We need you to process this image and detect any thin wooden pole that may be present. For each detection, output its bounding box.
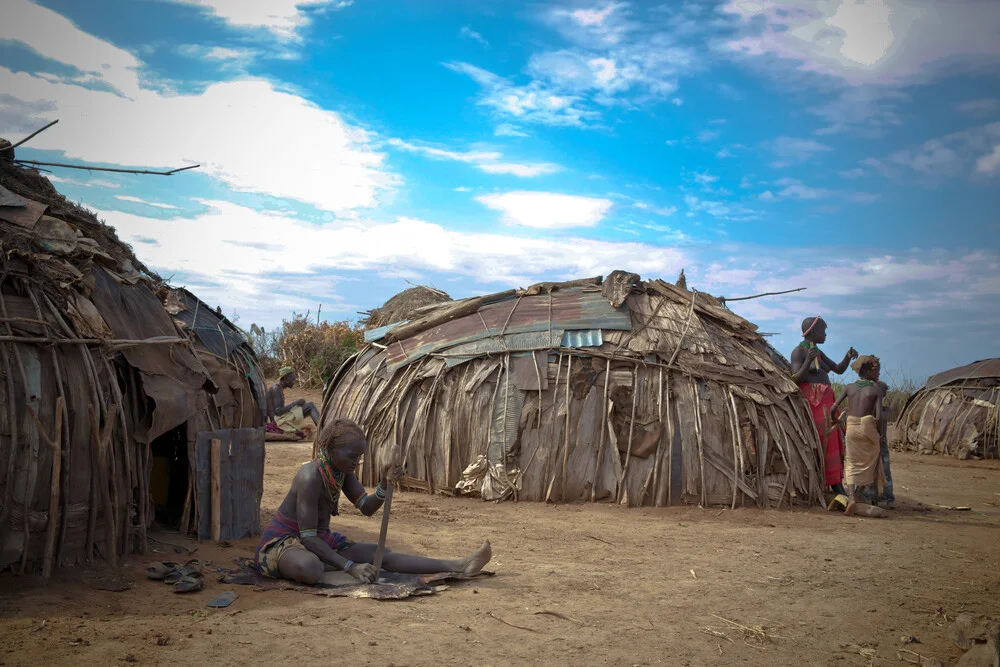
[210,438,222,542]
[88,404,118,567]
[26,397,63,578]
[590,358,611,502]
[562,355,571,501]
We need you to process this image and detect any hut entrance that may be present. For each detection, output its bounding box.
[150,425,189,529]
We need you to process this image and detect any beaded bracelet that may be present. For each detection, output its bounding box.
[343,559,355,572]
[374,483,386,500]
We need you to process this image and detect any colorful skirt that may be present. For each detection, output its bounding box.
[799,382,844,486]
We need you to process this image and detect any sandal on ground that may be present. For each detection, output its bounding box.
[173,574,204,593]
[163,559,203,584]
[146,561,180,580]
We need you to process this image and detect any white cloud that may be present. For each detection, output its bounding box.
[162,0,353,39]
[495,124,529,138]
[632,201,677,217]
[446,3,702,128]
[114,195,181,209]
[387,137,559,178]
[693,171,719,186]
[720,0,1000,85]
[454,186,472,193]
[766,136,832,166]
[0,66,395,213]
[476,191,613,229]
[1,0,141,98]
[478,163,561,177]
[460,26,489,48]
[684,194,757,221]
[809,87,908,136]
[957,98,1000,118]
[696,129,720,142]
[387,138,500,164]
[445,61,600,128]
[888,122,1000,179]
[839,167,866,179]
[977,145,1000,176]
[47,175,121,189]
[96,199,685,317]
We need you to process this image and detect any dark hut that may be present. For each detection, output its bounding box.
[891,359,999,460]
[320,273,826,510]
[0,158,266,576]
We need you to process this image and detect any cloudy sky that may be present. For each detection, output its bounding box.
[2,0,998,383]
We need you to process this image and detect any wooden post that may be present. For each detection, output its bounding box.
[27,397,63,578]
[211,438,222,542]
[371,483,393,580]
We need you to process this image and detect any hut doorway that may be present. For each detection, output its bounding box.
[150,425,189,529]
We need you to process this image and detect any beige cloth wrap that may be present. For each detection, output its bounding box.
[274,405,314,433]
[844,415,884,490]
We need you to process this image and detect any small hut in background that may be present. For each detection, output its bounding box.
[891,359,999,460]
[0,156,266,576]
[320,272,826,510]
[360,285,452,330]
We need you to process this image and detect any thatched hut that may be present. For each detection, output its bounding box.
[0,157,266,576]
[360,285,452,330]
[891,359,999,460]
[320,272,826,509]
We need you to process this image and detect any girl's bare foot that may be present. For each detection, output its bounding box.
[844,499,857,515]
[459,541,492,575]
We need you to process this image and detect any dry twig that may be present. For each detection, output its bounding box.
[487,611,541,633]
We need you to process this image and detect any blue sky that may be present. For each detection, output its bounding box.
[2,0,999,383]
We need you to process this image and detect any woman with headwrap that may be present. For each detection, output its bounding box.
[790,316,858,495]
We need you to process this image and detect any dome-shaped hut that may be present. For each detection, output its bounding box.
[0,156,266,576]
[320,272,825,509]
[890,359,999,460]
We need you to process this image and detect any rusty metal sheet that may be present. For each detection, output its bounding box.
[924,358,1000,390]
[386,288,631,370]
[510,352,548,391]
[0,196,47,229]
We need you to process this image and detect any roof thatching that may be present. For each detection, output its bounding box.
[0,156,265,575]
[320,272,825,510]
[360,285,452,329]
[890,359,999,460]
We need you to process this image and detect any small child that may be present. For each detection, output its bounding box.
[834,355,887,516]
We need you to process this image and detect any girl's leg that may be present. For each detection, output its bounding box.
[340,540,491,575]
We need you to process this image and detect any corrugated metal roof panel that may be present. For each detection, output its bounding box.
[386,287,631,370]
[560,329,603,348]
[364,320,407,343]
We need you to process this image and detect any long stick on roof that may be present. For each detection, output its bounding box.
[9,159,200,176]
[719,287,806,303]
[7,119,60,150]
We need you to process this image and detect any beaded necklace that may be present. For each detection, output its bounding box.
[316,446,346,508]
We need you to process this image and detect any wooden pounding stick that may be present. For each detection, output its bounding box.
[371,483,394,581]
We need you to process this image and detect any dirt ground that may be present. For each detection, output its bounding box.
[2,386,999,666]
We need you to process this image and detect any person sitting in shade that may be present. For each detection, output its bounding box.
[835,355,888,516]
[254,418,492,584]
[266,367,320,439]
[790,316,858,496]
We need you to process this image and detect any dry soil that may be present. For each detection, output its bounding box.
[1,391,998,667]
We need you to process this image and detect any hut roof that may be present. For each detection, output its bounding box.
[924,358,1000,390]
[364,272,795,392]
[892,359,999,460]
[0,158,264,439]
[325,271,823,509]
[361,285,452,329]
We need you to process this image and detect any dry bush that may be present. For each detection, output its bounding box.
[248,313,365,388]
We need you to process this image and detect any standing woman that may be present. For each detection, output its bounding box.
[791,316,858,495]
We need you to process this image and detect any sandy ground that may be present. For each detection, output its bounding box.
[2,389,999,666]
